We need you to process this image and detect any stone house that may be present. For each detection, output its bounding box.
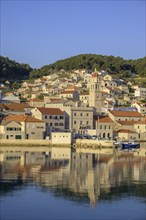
[79,92,89,107]
[0,115,46,140]
[95,116,114,139]
[70,107,94,133]
[28,98,45,107]
[134,87,146,99]
[134,117,146,140]
[60,90,79,101]
[132,102,146,116]
[31,107,65,135]
[0,102,34,116]
[114,129,138,141]
[108,110,143,122]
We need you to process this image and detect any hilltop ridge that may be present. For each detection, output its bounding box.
[0,54,146,86]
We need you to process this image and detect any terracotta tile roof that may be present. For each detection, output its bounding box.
[49,98,62,101]
[65,85,80,91]
[80,92,89,95]
[3,103,33,111]
[137,102,146,107]
[97,116,113,123]
[134,118,146,125]
[92,72,99,78]
[115,129,136,134]
[117,121,136,125]
[29,98,44,102]
[108,110,142,117]
[105,100,114,103]
[37,107,64,115]
[61,90,75,94]
[102,92,109,95]
[4,115,45,123]
[0,104,9,109]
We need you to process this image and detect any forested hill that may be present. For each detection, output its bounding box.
[0,54,146,84]
[0,56,32,82]
[29,54,146,80]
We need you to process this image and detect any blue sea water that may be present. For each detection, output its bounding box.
[0,146,146,220]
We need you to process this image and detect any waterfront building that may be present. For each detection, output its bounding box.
[108,110,143,121]
[95,116,114,139]
[31,107,65,135]
[0,114,46,140]
[51,132,72,145]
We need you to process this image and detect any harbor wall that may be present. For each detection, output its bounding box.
[0,139,51,146]
[75,139,114,148]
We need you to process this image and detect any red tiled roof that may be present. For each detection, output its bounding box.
[115,129,136,134]
[136,102,146,107]
[29,98,44,102]
[4,115,45,123]
[0,104,9,109]
[3,103,33,111]
[80,92,89,95]
[134,118,146,125]
[37,107,64,115]
[92,72,99,78]
[108,110,142,117]
[97,116,113,123]
[61,90,75,94]
[65,85,80,91]
[117,121,136,125]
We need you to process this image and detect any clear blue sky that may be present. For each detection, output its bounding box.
[1,0,145,68]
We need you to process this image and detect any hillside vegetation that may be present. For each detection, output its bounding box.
[0,54,145,86]
[0,56,32,82]
[29,54,146,83]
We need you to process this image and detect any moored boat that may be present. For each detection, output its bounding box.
[121,141,140,150]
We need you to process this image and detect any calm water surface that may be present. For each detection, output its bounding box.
[0,146,146,220]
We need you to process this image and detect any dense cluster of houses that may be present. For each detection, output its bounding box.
[0,69,146,142]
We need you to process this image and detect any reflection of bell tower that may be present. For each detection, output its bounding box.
[89,72,103,112]
[87,170,97,208]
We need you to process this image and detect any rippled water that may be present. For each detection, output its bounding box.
[0,146,146,220]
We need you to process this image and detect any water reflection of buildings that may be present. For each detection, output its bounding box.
[0,147,146,207]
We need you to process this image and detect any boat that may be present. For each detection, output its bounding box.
[121,141,140,150]
[114,140,122,149]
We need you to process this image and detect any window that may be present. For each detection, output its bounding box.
[74,121,76,125]
[86,121,89,125]
[60,123,63,126]
[50,123,52,126]
[74,112,76,116]
[80,121,82,125]
[86,113,89,117]
[15,135,22,139]
[80,113,82,116]
[45,115,47,119]
[100,125,102,129]
[54,123,58,126]
[49,116,52,119]
[54,116,58,120]
[60,116,64,119]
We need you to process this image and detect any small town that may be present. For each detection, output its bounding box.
[1,1,146,219]
[0,68,146,147]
